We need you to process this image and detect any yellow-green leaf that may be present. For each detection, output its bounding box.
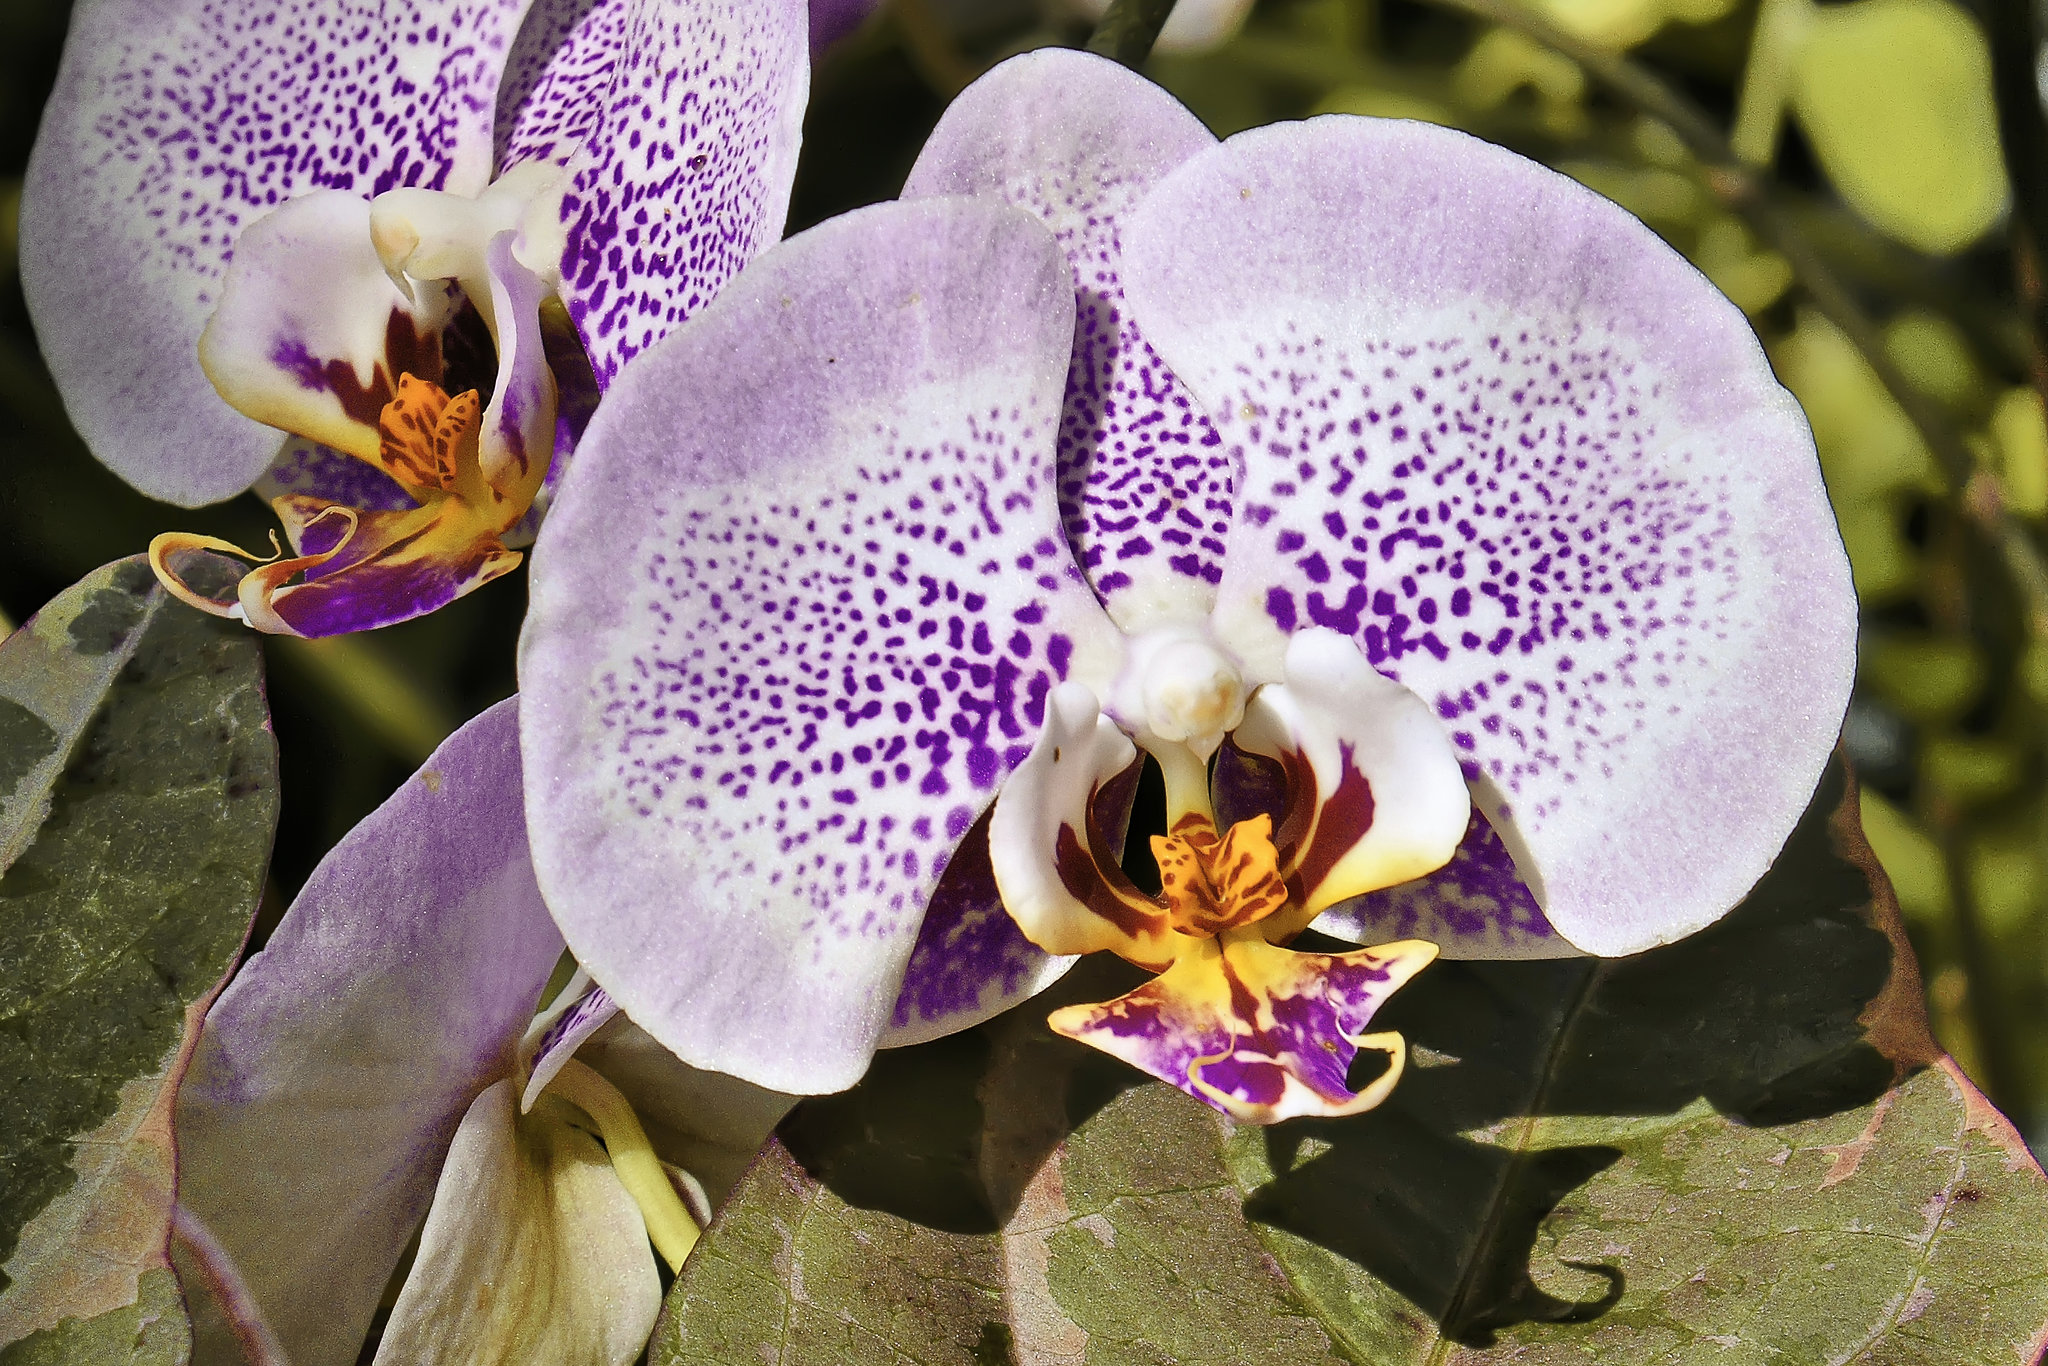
[655,761,2048,1362]
[1791,0,2007,254]
[0,558,277,1355]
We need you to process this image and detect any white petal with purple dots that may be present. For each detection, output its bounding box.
[520,195,1122,1094]
[494,0,634,173]
[1121,116,1856,958]
[22,0,530,506]
[904,49,1228,630]
[549,0,809,389]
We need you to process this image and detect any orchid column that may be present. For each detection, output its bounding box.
[518,54,1856,1119]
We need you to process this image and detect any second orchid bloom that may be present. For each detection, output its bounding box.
[518,51,1856,1120]
[26,0,808,635]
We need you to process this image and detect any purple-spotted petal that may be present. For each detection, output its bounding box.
[175,700,562,1366]
[22,0,526,507]
[1314,808,1575,958]
[879,814,1077,1048]
[522,977,622,1111]
[198,191,457,474]
[549,0,808,388]
[370,1080,661,1366]
[903,49,1226,628]
[521,195,1119,1094]
[495,0,633,172]
[1048,935,1437,1123]
[1231,627,1470,927]
[1122,118,1856,958]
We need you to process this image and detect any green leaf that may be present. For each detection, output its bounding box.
[653,759,2048,1363]
[0,1271,189,1366]
[0,558,278,1355]
[1791,0,2007,255]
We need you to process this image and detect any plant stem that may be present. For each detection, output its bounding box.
[1086,0,1178,67]
[1422,0,2048,641]
[1728,0,1810,166]
[1935,808,2027,1111]
[1985,0,2048,406]
[890,0,978,97]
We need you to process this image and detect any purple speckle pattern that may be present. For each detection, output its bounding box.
[1316,808,1565,957]
[596,417,1079,940]
[521,983,621,1109]
[903,49,1230,622]
[23,0,527,505]
[1122,116,1854,954]
[257,439,419,528]
[493,0,630,171]
[881,815,1071,1046]
[1221,321,1735,828]
[521,198,1116,1091]
[553,0,807,388]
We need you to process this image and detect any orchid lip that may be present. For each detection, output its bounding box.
[986,625,1471,1119]
[158,192,568,637]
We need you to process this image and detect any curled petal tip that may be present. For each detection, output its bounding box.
[1049,935,1437,1124]
[147,517,362,637]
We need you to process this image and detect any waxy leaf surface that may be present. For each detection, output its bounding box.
[652,760,2048,1363]
[0,558,278,1357]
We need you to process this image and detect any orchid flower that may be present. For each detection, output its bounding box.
[515,51,1855,1122]
[174,699,792,1365]
[22,0,807,637]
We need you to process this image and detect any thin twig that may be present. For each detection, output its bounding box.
[1985,0,2048,404]
[1422,0,2048,640]
[1935,808,2028,1110]
[1085,0,1178,68]
[171,1204,292,1366]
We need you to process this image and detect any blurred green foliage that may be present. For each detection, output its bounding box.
[4,0,2047,1155]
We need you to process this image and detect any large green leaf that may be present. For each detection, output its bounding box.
[654,759,2048,1363]
[0,558,278,1358]
[1791,0,2006,255]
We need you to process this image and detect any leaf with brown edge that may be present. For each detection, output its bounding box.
[0,556,278,1356]
[653,755,2048,1364]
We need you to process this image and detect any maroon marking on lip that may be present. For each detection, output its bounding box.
[1052,786,1171,962]
[275,309,446,429]
[1285,746,1376,907]
[1268,744,1320,874]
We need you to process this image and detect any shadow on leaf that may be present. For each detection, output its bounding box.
[774,756,1915,1351]
[779,953,1148,1234]
[1240,755,1903,1345]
